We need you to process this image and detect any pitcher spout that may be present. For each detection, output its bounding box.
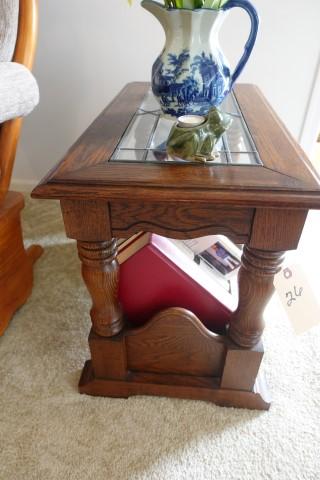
[141,0,169,30]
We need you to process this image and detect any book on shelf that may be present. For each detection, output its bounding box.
[117,233,241,333]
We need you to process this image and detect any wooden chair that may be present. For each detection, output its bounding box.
[0,0,43,335]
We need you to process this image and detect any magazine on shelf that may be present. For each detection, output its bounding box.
[116,232,241,332]
[118,233,242,293]
[176,235,241,279]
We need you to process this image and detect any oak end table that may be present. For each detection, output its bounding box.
[32,83,320,410]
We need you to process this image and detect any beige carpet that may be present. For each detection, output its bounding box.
[0,197,319,480]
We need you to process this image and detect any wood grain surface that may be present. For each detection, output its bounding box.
[220,341,264,391]
[79,308,271,410]
[79,360,271,410]
[61,199,112,241]
[89,330,127,380]
[234,84,319,186]
[0,192,43,335]
[77,240,123,336]
[126,308,227,377]
[249,208,308,251]
[32,181,320,209]
[228,245,284,347]
[111,201,253,242]
[31,83,320,211]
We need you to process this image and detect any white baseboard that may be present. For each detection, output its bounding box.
[10,178,38,192]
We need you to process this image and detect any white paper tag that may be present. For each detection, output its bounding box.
[274,263,320,334]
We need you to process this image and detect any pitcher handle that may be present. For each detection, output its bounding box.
[222,0,259,89]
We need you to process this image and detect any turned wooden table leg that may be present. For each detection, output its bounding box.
[77,239,123,337]
[228,245,284,348]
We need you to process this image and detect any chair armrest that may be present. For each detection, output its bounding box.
[0,61,39,123]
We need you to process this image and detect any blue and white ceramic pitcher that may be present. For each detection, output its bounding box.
[141,0,259,117]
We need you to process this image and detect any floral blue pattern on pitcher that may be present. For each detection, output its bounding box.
[142,0,259,117]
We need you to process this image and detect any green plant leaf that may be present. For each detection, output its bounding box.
[130,0,229,9]
[178,0,205,8]
[203,0,228,9]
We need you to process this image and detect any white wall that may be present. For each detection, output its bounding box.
[13,0,320,185]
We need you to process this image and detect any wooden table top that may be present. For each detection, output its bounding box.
[32,83,320,209]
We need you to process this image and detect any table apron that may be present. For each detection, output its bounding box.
[110,201,254,243]
[60,199,308,252]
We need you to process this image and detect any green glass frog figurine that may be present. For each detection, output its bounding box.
[166,107,232,163]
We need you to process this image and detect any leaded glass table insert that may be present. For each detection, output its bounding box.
[111,90,262,166]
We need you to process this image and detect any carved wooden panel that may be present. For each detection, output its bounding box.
[111,201,253,242]
[125,308,227,377]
